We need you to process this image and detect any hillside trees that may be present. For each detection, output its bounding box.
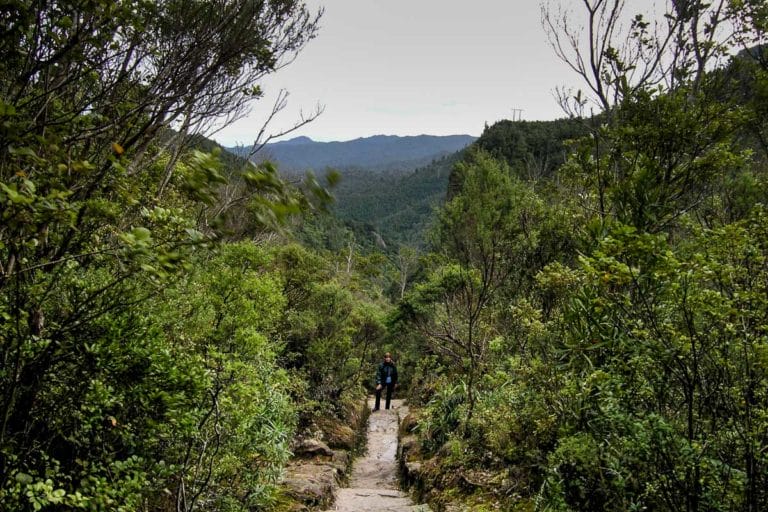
[141,244,296,511]
[542,0,746,234]
[539,2,766,509]
[560,87,746,233]
[397,150,547,424]
[394,2,768,510]
[473,119,587,181]
[540,218,768,510]
[270,243,388,430]
[543,0,742,231]
[542,0,733,114]
[535,1,766,509]
[0,0,327,509]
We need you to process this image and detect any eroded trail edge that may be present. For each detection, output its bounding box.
[323,399,430,512]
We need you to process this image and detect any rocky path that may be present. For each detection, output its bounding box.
[323,398,430,512]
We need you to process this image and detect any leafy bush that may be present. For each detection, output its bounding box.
[418,381,467,455]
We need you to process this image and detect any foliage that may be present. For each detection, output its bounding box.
[398,149,555,423]
[293,151,463,255]
[0,0,336,509]
[148,243,296,510]
[6,0,768,510]
[0,241,301,510]
[396,3,768,511]
[472,118,588,182]
[268,243,387,430]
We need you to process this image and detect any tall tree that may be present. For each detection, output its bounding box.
[400,150,545,423]
[0,1,322,508]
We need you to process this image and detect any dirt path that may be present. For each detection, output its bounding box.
[323,398,430,512]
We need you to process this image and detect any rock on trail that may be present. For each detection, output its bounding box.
[323,398,431,512]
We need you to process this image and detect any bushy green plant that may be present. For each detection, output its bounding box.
[146,242,296,510]
[418,381,467,455]
[268,243,386,430]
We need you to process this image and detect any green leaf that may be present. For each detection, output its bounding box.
[15,472,33,484]
[131,227,152,241]
[0,101,16,116]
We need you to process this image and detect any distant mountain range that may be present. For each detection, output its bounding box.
[226,134,476,172]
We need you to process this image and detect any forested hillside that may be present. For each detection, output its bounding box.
[303,152,462,251]
[3,1,768,512]
[228,135,477,253]
[288,119,587,253]
[0,2,393,510]
[391,2,768,510]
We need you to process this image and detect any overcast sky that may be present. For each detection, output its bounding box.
[213,1,582,146]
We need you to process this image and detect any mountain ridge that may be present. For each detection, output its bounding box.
[225,133,476,172]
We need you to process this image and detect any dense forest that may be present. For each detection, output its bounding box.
[301,151,463,251]
[2,1,768,511]
[390,1,768,510]
[0,1,385,510]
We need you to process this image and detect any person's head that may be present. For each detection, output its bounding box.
[383,352,392,362]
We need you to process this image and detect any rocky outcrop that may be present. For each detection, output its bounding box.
[282,459,339,510]
[293,438,336,458]
[396,420,507,511]
[397,409,428,498]
[315,417,358,450]
[398,435,423,489]
[279,401,369,510]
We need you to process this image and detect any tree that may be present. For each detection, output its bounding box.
[399,150,545,424]
[149,243,295,511]
[0,1,322,508]
[541,216,768,511]
[532,4,768,509]
[393,245,420,299]
[269,243,386,429]
[542,0,733,115]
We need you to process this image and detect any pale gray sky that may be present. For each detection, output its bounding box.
[214,1,580,145]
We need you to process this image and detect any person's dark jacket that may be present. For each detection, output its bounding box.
[375,361,398,386]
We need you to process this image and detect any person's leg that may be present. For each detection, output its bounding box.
[374,387,382,410]
[385,383,394,409]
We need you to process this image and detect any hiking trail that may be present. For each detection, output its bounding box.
[323,398,430,512]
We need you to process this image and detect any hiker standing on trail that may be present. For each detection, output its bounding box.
[373,352,398,411]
